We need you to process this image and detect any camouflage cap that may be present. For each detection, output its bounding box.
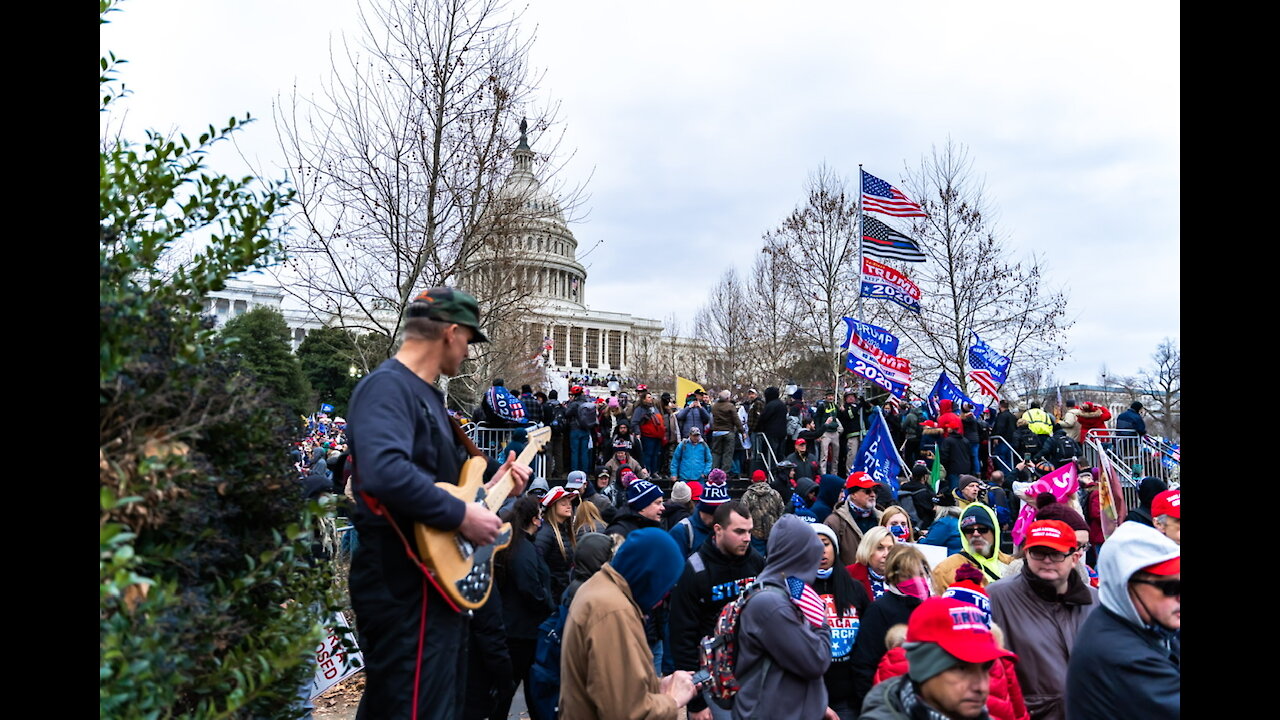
[406,287,488,343]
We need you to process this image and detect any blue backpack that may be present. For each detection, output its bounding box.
[528,600,570,719]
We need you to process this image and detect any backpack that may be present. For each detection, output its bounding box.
[675,517,695,556]
[698,580,788,709]
[1054,435,1080,461]
[546,402,566,432]
[528,600,570,720]
[786,414,801,440]
[485,385,527,425]
[576,401,598,430]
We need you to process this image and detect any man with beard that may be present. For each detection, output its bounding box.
[930,503,1015,595]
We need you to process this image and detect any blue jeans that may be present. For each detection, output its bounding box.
[993,442,1014,474]
[642,436,662,476]
[570,428,591,474]
[971,442,982,476]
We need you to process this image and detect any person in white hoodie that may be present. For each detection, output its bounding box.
[1065,521,1179,720]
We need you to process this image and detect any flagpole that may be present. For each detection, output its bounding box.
[881,405,910,471]
[855,164,865,399]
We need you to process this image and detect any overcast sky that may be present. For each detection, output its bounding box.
[101,0,1179,386]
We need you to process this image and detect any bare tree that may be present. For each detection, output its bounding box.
[763,164,862,394]
[1138,338,1180,439]
[745,246,802,389]
[274,0,575,388]
[694,268,753,387]
[887,138,1072,397]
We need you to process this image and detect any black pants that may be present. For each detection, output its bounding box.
[491,637,541,720]
[351,525,470,720]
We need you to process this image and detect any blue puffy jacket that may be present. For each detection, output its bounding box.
[920,514,964,555]
[669,439,712,481]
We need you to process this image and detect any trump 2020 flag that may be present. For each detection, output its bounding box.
[927,372,984,418]
[841,317,900,355]
[853,407,902,499]
[967,333,1011,384]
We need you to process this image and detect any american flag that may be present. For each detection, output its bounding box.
[967,369,1001,400]
[862,215,927,262]
[861,169,927,218]
[886,393,902,411]
[785,577,828,627]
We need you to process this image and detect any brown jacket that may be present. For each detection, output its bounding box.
[823,503,882,567]
[560,564,678,720]
[930,549,1015,596]
[709,397,740,433]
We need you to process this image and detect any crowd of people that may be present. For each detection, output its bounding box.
[329,286,1179,720]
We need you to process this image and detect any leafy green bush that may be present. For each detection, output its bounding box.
[100,3,334,717]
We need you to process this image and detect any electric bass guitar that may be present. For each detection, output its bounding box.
[414,425,552,610]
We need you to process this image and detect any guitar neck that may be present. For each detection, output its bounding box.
[485,428,551,513]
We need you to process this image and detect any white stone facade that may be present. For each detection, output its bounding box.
[202,277,327,352]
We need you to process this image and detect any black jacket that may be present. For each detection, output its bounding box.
[993,409,1018,442]
[497,530,555,640]
[604,507,664,538]
[758,396,789,447]
[848,591,923,711]
[813,567,872,705]
[940,433,972,475]
[533,520,576,603]
[669,537,767,712]
[961,412,981,443]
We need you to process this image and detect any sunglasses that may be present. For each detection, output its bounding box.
[964,526,993,536]
[1131,578,1180,597]
[1027,547,1078,563]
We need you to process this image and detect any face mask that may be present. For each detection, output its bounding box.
[889,524,908,538]
[816,567,833,579]
[898,576,930,599]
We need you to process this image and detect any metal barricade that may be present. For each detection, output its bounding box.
[465,423,548,480]
[988,436,1019,476]
[1083,429,1178,489]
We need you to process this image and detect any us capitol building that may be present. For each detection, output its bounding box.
[205,122,710,379]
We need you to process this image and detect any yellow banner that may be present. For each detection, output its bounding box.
[675,376,706,403]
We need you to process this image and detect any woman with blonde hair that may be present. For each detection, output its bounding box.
[534,487,578,602]
[879,505,917,543]
[573,496,607,537]
[847,543,933,711]
[845,526,895,600]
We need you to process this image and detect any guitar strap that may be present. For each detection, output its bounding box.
[349,456,464,615]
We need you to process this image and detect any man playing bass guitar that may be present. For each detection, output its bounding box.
[346,287,531,720]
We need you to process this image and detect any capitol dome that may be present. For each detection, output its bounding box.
[460,119,588,311]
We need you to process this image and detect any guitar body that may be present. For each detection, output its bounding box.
[415,456,512,610]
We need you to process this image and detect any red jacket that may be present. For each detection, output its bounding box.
[846,562,878,601]
[936,399,963,437]
[873,646,1030,720]
[1076,403,1111,444]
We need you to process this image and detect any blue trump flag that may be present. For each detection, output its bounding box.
[319,403,336,414]
[967,333,1011,385]
[841,317,900,355]
[853,407,902,499]
[927,372,984,418]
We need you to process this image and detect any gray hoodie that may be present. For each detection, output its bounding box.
[732,515,832,720]
[1096,520,1180,629]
